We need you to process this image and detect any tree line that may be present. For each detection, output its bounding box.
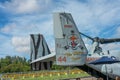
[0,56,30,73]
[0,56,78,73]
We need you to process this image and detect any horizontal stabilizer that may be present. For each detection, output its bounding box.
[31,53,55,63]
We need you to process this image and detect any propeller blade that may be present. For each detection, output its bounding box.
[79,32,94,41]
[79,32,120,44]
[100,38,120,44]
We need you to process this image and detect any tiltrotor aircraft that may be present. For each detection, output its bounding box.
[30,12,120,79]
[54,12,120,79]
[80,32,120,79]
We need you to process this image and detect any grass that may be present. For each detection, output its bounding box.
[1,69,90,80]
[22,73,89,80]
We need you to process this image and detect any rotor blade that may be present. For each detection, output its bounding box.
[100,38,120,44]
[79,32,94,41]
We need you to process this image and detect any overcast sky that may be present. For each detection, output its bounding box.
[0,0,120,59]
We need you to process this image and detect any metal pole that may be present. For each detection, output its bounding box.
[105,64,108,80]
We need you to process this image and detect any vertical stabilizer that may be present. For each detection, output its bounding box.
[30,34,51,61]
[30,34,52,70]
[54,12,88,66]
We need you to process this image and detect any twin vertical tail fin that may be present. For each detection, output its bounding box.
[30,34,51,61]
[53,12,88,66]
[30,34,52,70]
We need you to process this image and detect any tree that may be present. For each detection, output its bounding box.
[0,56,30,73]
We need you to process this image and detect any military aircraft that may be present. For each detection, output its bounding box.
[53,12,120,79]
[30,12,120,79]
[80,32,120,79]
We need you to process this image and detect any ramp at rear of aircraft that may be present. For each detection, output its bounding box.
[53,12,88,66]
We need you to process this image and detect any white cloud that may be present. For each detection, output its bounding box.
[0,23,17,33]
[0,13,53,55]
[15,0,39,14]
[0,39,15,56]
[1,0,53,14]
[2,0,120,36]
[100,43,120,56]
[1,0,120,35]
[15,46,30,53]
[0,17,53,36]
[114,26,120,37]
[1,0,120,59]
[12,36,30,53]
[53,0,120,36]
[102,43,120,51]
[12,36,29,47]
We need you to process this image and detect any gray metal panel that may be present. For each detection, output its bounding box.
[53,13,64,38]
[55,39,87,65]
[31,53,55,63]
[54,13,88,66]
[30,34,51,61]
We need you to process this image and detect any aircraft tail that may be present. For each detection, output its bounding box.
[30,34,52,70]
[53,12,88,66]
